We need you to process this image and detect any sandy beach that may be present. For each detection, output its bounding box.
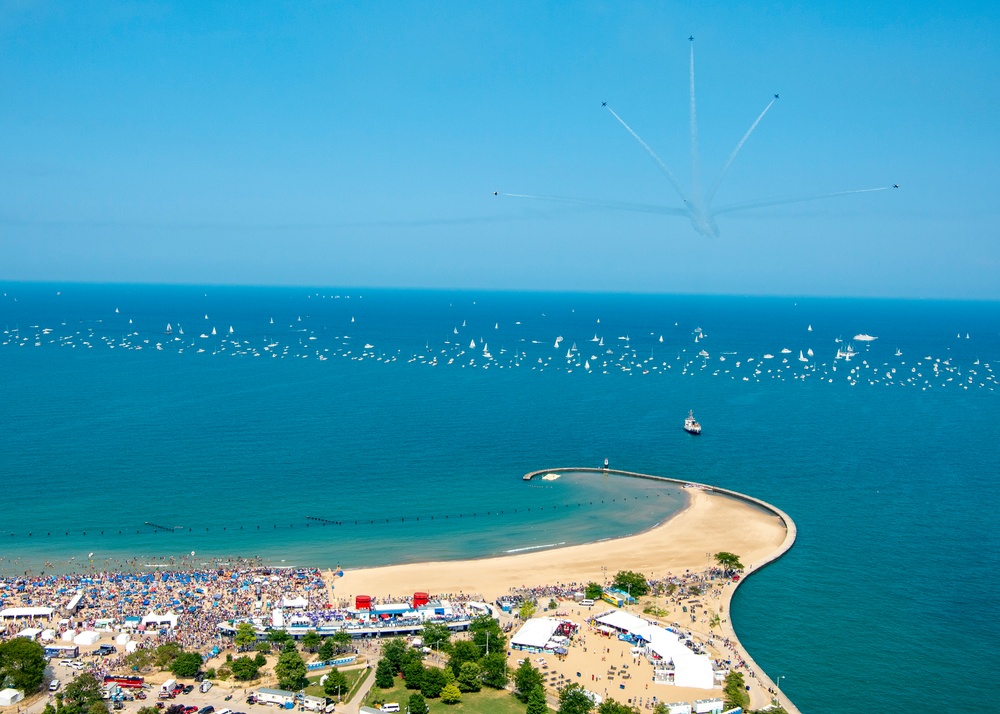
[333,486,796,712]
[334,488,786,601]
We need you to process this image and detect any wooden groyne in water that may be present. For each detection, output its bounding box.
[523,466,800,714]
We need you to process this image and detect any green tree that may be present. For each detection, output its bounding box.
[0,637,47,693]
[322,668,348,699]
[170,651,202,678]
[723,671,750,711]
[254,652,267,667]
[402,660,425,690]
[558,683,594,714]
[598,699,637,714]
[652,704,670,714]
[381,638,410,674]
[439,682,462,704]
[88,701,109,714]
[407,693,428,714]
[122,648,155,672]
[584,582,603,600]
[421,622,452,653]
[611,570,649,597]
[519,600,537,620]
[456,661,481,693]
[62,673,105,714]
[317,638,336,662]
[267,629,291,645]
[137,707,161,714]
[301,630,321,653]
[282,640,299,654]
[420,666,448,699]
[230,656,260,681]
[374,658,395,689]
[513,660,544,702]
[479,651,509,690]
[255,641,272,654]
[274,647,307,691]
[525,686,548,714]
[446,640,481,677]
[331,631,353,654]
[715,552,744,575]
[233,622,258,651]
[468,614,506,654]
[153,642,183,669]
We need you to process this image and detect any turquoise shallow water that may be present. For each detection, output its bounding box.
[2,283,998,712]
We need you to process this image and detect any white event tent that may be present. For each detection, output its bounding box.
[511,617,564,651]
[0,606,54,620]
[140,612,178,629]
[594,611,715,689]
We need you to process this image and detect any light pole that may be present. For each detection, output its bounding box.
[601,566,608,587]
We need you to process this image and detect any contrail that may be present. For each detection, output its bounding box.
[714,186,894,216]
[706,97,776,205]
[689,40,703,213]
[604,105,689,205]
[497,38,896,239]
[499,192,688,216]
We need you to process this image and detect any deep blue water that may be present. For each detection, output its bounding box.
[2,283,998,713]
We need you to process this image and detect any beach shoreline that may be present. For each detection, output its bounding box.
[331,469,798,712]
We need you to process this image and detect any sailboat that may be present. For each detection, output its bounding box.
[211,327,217,336]
[798,350,808,362]
[165,323,173,335]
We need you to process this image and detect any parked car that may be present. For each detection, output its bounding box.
[183,686,195,695]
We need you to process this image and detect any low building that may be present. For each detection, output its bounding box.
[0,689,24,707]
[692,699,724,714]
[256,688,296,706]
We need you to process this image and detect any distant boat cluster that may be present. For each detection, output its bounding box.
[1,301,995,392]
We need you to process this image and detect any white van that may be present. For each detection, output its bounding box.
[380,705,400,713]
[49,680,61,692]
[579,599,595,607]
[199,681,213,693]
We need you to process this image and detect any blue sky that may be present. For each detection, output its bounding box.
[2,1,998,298]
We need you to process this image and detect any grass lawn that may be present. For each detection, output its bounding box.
[304,668,368,701]
[363,680,530,714]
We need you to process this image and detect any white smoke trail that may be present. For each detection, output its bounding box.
[604,105,690,205]
[501,192,688,216]
[706,98,776,205]
[714,186,894,216]
[688,42,704,213]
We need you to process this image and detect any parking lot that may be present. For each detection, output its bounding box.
[41,661,315,714]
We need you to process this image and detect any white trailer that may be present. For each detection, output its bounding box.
[256,688,296,706]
